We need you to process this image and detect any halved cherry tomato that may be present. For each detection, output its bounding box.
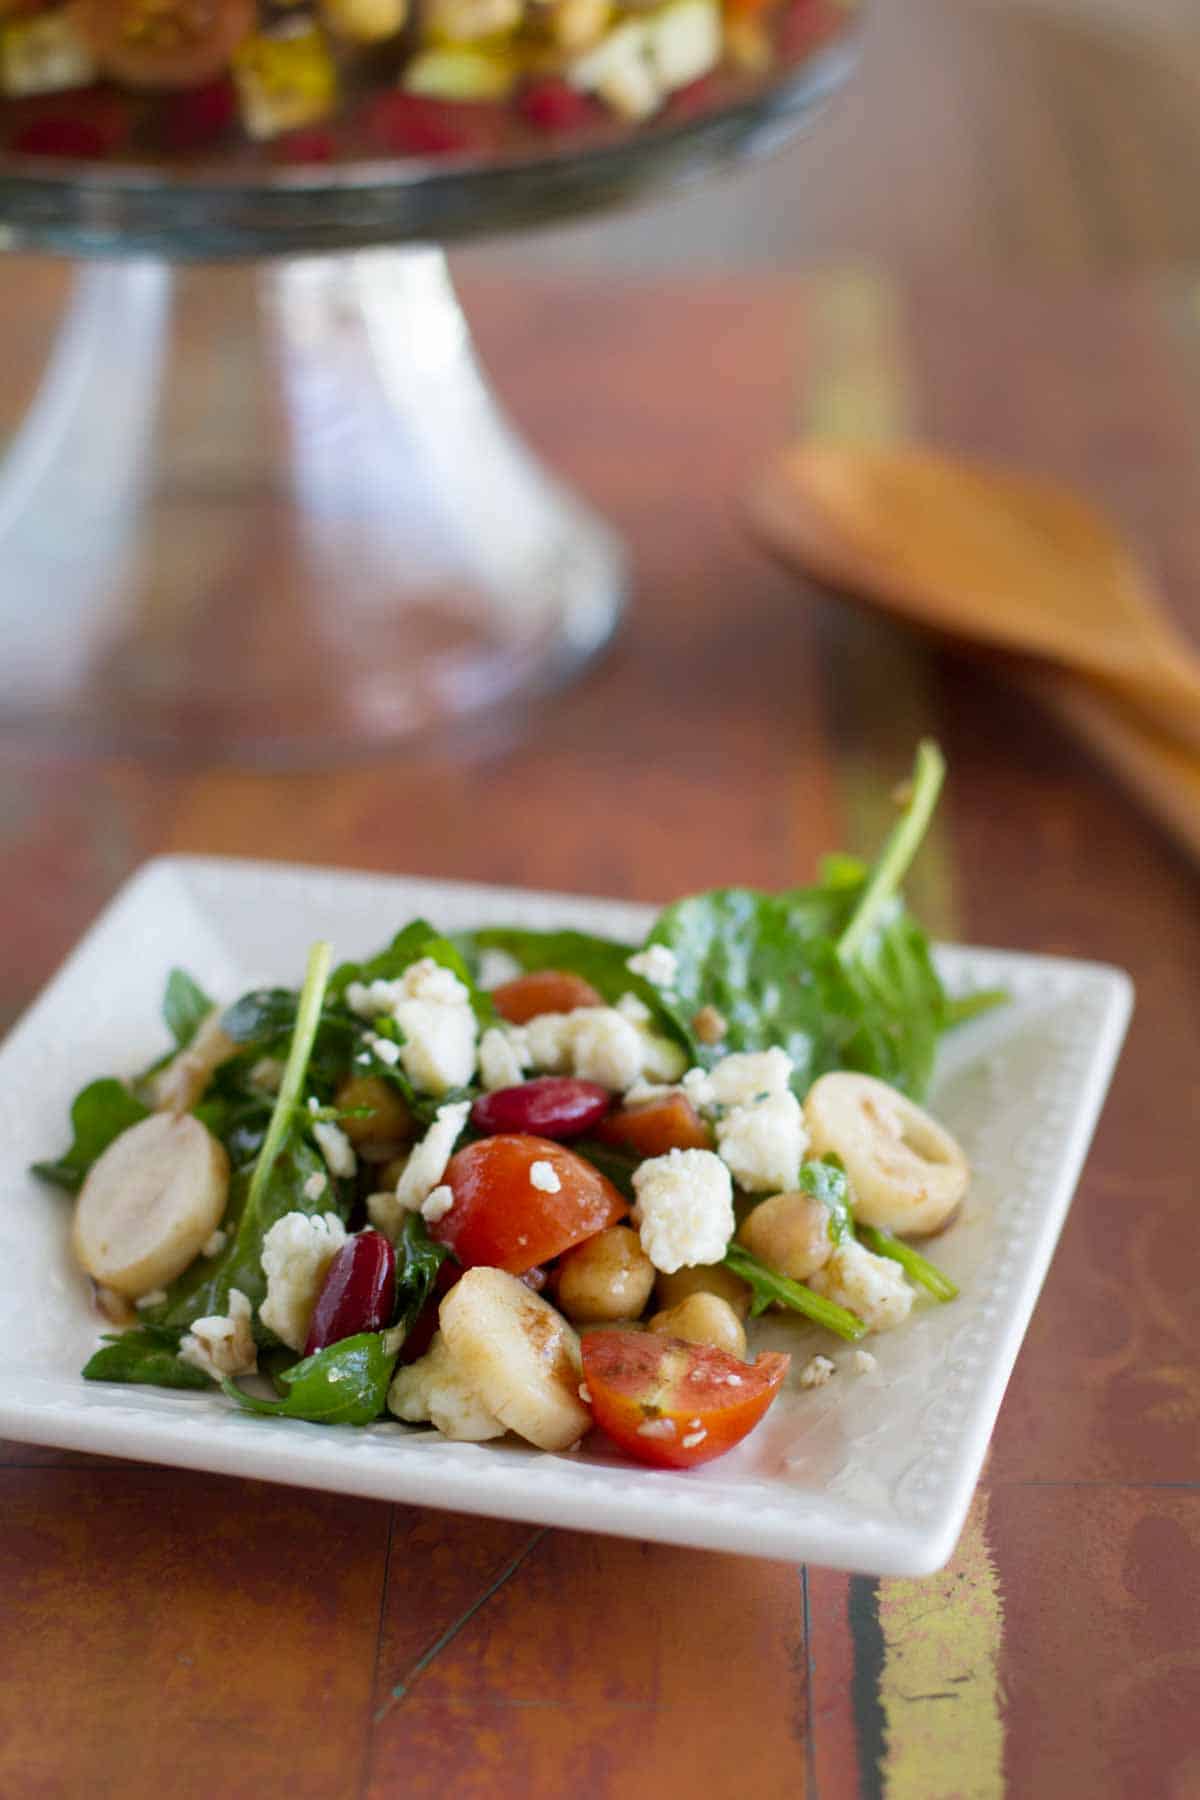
[75,0,256,92]
[594,1091,712,1157]
[433,1134,626,1275]
[491,969,603,1025]
[580,1331,789,1468]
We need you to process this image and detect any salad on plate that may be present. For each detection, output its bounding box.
[34,741,1000,1471]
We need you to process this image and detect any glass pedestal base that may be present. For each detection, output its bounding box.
[0,248,626,761]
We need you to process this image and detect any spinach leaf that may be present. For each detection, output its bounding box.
[163,969,214,1050]
[393,1214,449,1337]
[723,1243,867,1342]
[644,742,970,1099]
[220,989,361,1095]
[31,1078,151,1193]
[83,1329,209,1389]
[222,1332,396,1425]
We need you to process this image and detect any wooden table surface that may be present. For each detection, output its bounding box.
[2,261,1199,1798]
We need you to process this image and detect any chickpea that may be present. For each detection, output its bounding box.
[335,1074,413,1149]
[654,1261,751,1321]
[737,1192,832,1282]
[556,1226,656,1325]
[649,1292,746,1359]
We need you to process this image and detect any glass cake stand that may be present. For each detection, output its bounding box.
[0,27,855,760]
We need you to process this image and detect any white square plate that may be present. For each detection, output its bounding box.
[0,857,1132,1575]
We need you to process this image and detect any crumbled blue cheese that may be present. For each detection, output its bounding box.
[201,1229,228,1259]
[713,1091,808,1195]
[259,1212,348,1351]
[421,1184,455,1224]
[681,1427,707,1448]
[626,944,679,988]
[370,1099,470,1238]
[346,958,477,1095]
[179,1288,257,1381]
[134,1288,167,1310]
[478,1024,529,1092]
[388,1332,505,1440]
[313,1119,356,1180]
[853,1349,878,1375]
[303,1171,329,1202]
[367,1033,402,1068]
[529,1160,561,1195]
[809,1241,913,1333]
[632,1148,734,1274]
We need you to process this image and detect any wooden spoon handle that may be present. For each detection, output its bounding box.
[1016,665,1200,865]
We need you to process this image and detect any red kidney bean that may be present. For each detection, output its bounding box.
[470,1077,613,1141]
[304,1230,396,1356]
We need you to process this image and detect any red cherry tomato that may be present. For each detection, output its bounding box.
[304,1230,395,1355]
[362,92,502,157]
[580,1332,789,1468]
[158,77,236,152]
[75,0,256,90]
[491,969,603,1025]
[470,1076,612,1141]
[433,1134,626,1274]
[8,89,130,159]
[594,1091,711,1157]
[517,78,598,134]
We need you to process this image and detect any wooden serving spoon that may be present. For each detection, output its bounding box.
[747,442,1200,757]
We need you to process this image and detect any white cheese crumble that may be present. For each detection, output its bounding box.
[201,1229,228,1259]
[347,958,477,1096]
[853,1350,878,1375]
[367,1033,402,1068]
[626,944,679,988]
[477,1024,529,1092]
[632,1147,734,1274]
[302,1171,329,1202]
[370,1099,470,1238]
[134,1288,167,1310]
[259,1211,348,1352]
[578,1383,592,1404]
[681,1428,707,1449]
[477,947,523,991]
[421,1184,455,1224]
[179,1288,257,1381]
[313,1118,357,1180]
[683,1047,794,1113]
[809,1240,914,1333]
[636,1416,677,1438]
[523,1003,686,1093]
[388,1332,505,1440]
[713,1091,808,1195]
[529,1159,562,1195]
[799,1354,836,1390]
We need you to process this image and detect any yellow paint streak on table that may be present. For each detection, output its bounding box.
[877,1491,1006,1800]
